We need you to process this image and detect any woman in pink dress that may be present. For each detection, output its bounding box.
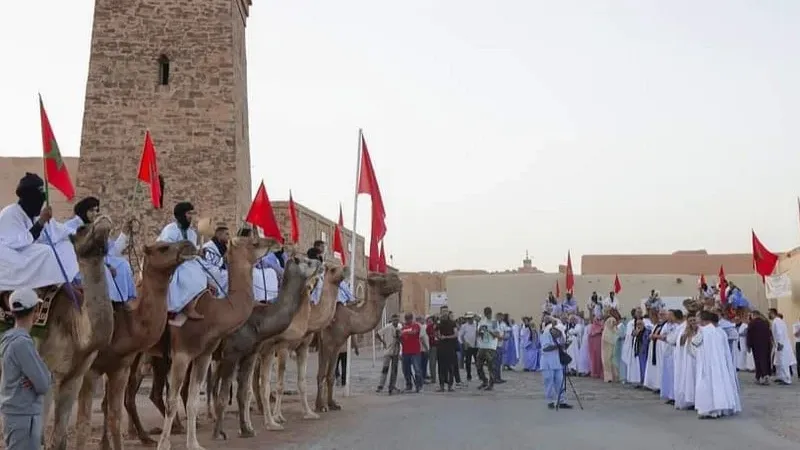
[588,318,604,378]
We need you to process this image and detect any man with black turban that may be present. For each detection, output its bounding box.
[63,196,139,309]
[0,173,80,291]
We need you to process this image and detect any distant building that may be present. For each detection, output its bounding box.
[582,250,758,276]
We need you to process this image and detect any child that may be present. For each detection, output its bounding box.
[0,289,52,450]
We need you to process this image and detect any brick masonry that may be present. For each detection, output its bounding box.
[75,0,254,239]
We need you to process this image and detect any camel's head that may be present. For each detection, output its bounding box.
[228,235,281,265]
[142,240,197,271]
[69,214,113,258]
[284,254,323,283]
[323,262,348,286]
[366,271,403,297]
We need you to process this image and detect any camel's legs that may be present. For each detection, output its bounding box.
[295,342,319,419]
[156,352,191,450]
[257,348,283,431]
[104,366,132,450]
[272,348,288,424]
[237,352,258,437]
[50,351,97,450]
[325,348,341,410]
[149,356,185,435]
[124,353,157,446]
[314,346,330,412]
[211,358,236,440]
[74,370,97,449]
[252,356,264,415]
[186,352,212,450]
[206,361,217,421]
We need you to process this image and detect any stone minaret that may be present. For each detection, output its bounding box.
[76,0,253,239]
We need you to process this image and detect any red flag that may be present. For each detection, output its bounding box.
[39,96,75,201]
[613,274,622,294]
[333,204,346,265]
[136,131,162,209]
[555,280,561,298]
[698,273,706,287]
[378,241,387,273]
[718,265,728,303]
[288,191,299,244]
[565,251,575,293]
[245,181,283,243]
[357,133,387,271]
[751,230,778,279]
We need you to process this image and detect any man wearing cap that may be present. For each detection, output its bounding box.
[0,289,52,449]
[0,173,80,292]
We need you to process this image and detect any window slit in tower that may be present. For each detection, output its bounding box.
[158,55,170,85]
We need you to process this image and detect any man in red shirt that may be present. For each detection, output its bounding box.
[400,312,423,392]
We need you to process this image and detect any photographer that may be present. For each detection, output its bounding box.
[540,318,573,409]
[476,307,502,391]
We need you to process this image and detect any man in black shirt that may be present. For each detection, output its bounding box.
[436,306,459,392]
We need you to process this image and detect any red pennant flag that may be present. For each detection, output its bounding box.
[357,133,387,272]
[136,131,162,209]
[288,191,300,244]
[613,274,622,294]
[245,181,283,243]
[751,230,778,279]
[718,265,728,303]
[565,251,575,293]
[333,204,346,265]
[555,280,561,298]
[39,96,75,201]
[378,241,387,273]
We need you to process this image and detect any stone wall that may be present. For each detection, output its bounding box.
[776,248,800,328]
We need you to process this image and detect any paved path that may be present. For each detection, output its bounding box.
[79,353,800,449]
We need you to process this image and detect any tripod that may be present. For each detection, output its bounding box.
[555,365,584,411]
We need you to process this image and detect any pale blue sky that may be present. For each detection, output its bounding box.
[2,1,799,272]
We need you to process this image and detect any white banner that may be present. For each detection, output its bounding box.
[766,274,792,299]
[430,291,448,308]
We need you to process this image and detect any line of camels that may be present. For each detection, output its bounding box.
[16,216,402,450]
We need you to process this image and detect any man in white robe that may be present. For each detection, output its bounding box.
[768,308,796,385]
[253,252,280,303]
[692,311,741,419]
[662,310,685,404]
[735,320,755,371]
[673,313,698,410]
[0,173,79,292]
[201,225,229,298]
[603,291,619,311]
[620,308,640,384]
[565,315,581,374]
[644,309,669,391]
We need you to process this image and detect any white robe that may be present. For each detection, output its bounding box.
[736,323,755,371]
[577,322,591,375]
[620,319,635,382]
[512,324,521,360]
[771,317,797,384]
[566,323,582,372]
[252,257,279,303]
[201,240,228,298]
[0,203,79,291]
[692,324,741,417]
[157,222,209,313]
[673,323,695,410]
[643,322,669,390]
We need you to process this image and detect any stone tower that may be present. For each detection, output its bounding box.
[76,0,253,238]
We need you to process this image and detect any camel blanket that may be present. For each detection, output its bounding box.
[0,203,79,291]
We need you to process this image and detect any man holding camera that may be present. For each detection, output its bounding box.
[476,307,501,391]
[541,318,573,409]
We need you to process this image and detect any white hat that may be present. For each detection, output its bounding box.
[9,289,42,312]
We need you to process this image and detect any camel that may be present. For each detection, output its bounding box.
[35,216,116,450]
[269,263,348,427]
[74,240,197,450]
[154,234,278,450]
[208,256,322,440]
[315,272,402,413]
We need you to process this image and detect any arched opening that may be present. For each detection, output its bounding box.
[158,55,170,85]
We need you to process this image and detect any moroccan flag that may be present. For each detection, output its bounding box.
[565,251,575,293]
[288,191,299,244]
[39,96,75,201]
[378,241,387,273]
[555,280,561,298]
[613,274,622,294]
[333,204,346,264]
[357,133,387,271]
[245,181,283,243]
[718,265,728,303]
[136,131,162,209]
[751,230,778,279]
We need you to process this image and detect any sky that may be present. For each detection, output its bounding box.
[2,1,800,273]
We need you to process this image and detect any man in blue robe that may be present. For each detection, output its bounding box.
[563,292,578,315]
[540,318,572,409]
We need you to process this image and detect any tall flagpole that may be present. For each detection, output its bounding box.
[345,128,363,397]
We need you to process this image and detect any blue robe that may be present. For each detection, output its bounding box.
[253,254,279,303]
[521,326,540,371]
[562,298,578,315]
[157,222,209,313]
[502,327,519,367]
[201,240,228,298]
[636,328,652,384]
[64,216,136,302]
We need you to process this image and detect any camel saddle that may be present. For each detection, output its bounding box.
[0,284,84,334]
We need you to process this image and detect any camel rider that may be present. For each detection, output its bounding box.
[156,202,213,320]
[306,243,354,305]
[0,173,80,292]
[63,196,139,310]
[201,225,229,298]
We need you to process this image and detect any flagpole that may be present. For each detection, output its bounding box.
[345,128,363,397]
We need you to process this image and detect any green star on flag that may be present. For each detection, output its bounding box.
[39,95,75,201]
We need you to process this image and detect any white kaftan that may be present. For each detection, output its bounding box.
[692,324,741,418]
[673,324,696,410]
[157,222,209,313]
[771,317,797,384]
[736,323,755,371]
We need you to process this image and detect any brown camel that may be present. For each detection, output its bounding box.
[74,240,197,450]
[315,272,402,412]
[36,216,116,450]
[270,263,348,426]
[208,255,321,440]
[155,234,277,450]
